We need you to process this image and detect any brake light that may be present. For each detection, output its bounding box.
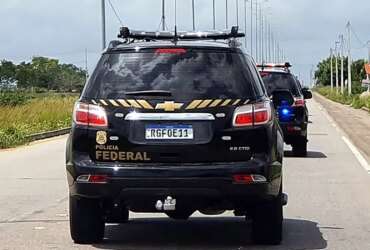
[233,174,267,184]
[233,101,271,127]
[155,48,187,54]
[293,98,305,107]
[76,175,108,184]
[73,102,108,127]
[259,72,270,77]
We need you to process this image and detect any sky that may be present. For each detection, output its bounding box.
[1,0,369,86]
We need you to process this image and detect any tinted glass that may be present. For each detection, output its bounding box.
[83,50,255,100]
[261,72,301,97]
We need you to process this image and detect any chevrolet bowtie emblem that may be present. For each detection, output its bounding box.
[155,101,184,112]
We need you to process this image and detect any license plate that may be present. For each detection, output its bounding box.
[145,125,193,140]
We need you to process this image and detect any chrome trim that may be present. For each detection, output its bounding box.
[125,112,215,121]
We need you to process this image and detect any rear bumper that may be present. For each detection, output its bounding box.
[280,121,307,141]
[67,158,282,208]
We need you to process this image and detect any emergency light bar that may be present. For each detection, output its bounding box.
[118,26,245,41]
[257,62,292,69]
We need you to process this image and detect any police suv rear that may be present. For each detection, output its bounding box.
[66,27,287,245]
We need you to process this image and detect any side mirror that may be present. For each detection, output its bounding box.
[302,88,312,99]
[272,90,295,108]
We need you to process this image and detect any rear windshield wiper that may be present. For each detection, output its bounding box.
[124,90,172,97]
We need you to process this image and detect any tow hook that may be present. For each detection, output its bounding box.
[155,196,176,211]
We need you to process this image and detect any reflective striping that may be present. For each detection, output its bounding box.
[109,100,120,107]
[100,100,108,106]
[233,99,241,106]
[137,100,154,109]
[244,99,250,105]
[127,100,142,108]
[117,99,131,107]
[197,99,213,109]
[221,99,232,106]
[91,100,98,105]
[209,99,223,107]
[186,100,203,110]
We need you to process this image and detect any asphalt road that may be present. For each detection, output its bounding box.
[1,99,370,250]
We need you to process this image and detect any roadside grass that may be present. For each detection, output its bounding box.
[0,95,78,149]
[314,86,370,111]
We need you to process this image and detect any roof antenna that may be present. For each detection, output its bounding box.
[173,0,178,43]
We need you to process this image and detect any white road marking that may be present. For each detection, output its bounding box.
[342,136,370,172]
[314,98,370,173]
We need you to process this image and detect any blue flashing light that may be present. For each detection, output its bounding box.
[281,108,290,116]
[278,106,294,121]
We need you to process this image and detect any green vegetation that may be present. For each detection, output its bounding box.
[0,94,77,149]
[314,56,370,111]
[0,57,86,92]
[0,56,85,148]
[315,57,367,86]
[314,85,370,111]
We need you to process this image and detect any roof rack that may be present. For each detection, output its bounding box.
[118,26,245,42]
[257,62,292,69]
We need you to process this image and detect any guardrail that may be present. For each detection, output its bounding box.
[27,128,71,142]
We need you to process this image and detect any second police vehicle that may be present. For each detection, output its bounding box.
[258,63,312,157]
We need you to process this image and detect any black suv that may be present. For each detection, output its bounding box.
[66,27,287,245]
[258,64,312,157]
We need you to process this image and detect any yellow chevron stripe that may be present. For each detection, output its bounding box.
[137,100,154,109]
[232,99,241,106]
[109,100,120,107]
[186,100,203,110]
[197,99,213,109]
[91,100,98,105]
[221,99,232,106]
[244,99,250,105]
[100,100,108,106]
[127,99,142,108]
[209,99,223,108]
[117,99,130,107]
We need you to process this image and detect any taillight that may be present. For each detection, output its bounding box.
[73,102,108,127]
[293,98,305,107]
[233,101,272,127]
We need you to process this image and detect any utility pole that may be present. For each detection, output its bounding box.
[260,7,263,63]
[250,0,253,56]
[340,35,344,94]
[192,0,196,31]
[346,22,352,95]
[161,0,166,31]
[244,0,247,49]
[330,48,334,91]
[236,0,239,27]
[85,49,89,82]
[101,0,106,50]
[255,2,258,62]
[213,0,216,30]
[226,0,229,29]
[335,41,340,92]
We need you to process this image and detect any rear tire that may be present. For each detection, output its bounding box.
[292,136,307,157]
[251,189,283,245]
[69,196,105,244]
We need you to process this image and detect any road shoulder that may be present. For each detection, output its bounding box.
[313,92,370,165]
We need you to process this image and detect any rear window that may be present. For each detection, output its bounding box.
[83,50,256,100]
[261,72,301,97]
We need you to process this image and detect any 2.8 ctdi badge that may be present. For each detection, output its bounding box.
[96,131,107,145]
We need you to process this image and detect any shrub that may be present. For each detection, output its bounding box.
[0,91,30,106]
